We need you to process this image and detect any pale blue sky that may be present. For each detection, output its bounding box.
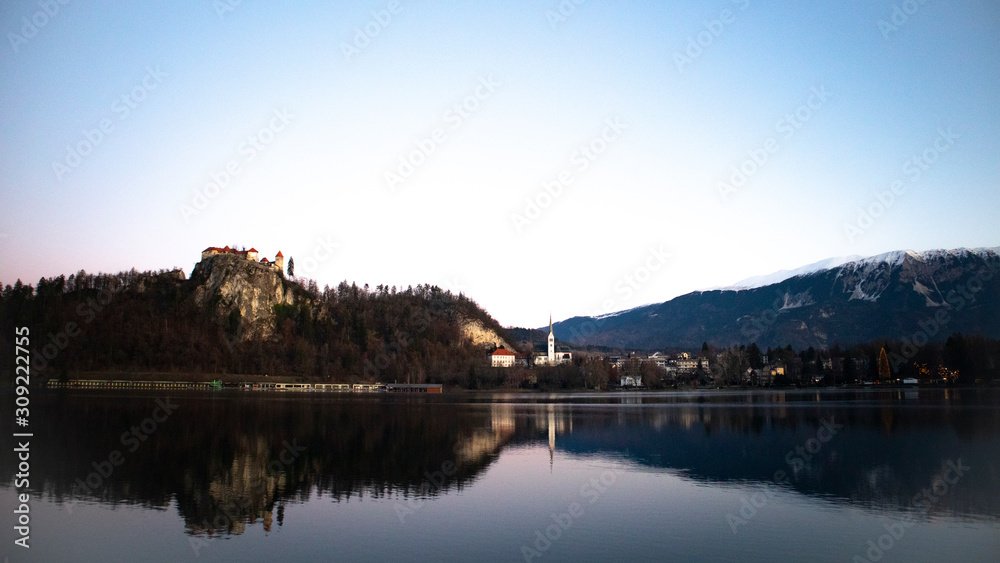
[2,0,998,327]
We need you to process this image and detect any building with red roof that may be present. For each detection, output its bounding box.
[491,347,516,368]
[201,246,284,272]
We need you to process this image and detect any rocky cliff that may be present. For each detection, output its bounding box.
[189,254,295,341]
[459,317,513,351]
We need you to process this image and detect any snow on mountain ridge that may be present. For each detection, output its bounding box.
[713,247,1000,293]
[843,247,1000,269]
[835,247,1000,303]
[714,255,861,291]
[560,246,999,328]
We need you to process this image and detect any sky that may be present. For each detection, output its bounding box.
[1,0,998,329]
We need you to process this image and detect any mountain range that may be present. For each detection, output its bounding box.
[553,247,1000,351]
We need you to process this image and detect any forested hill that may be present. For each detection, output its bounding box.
[1,256,513,383]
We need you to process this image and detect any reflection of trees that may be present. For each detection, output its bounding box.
[7,393,516,537]
[506,389,1000,519]
[6,389,1000,534]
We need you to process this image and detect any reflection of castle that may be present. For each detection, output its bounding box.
[201,245,284,272]
[534,315,572,366]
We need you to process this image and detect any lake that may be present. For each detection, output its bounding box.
[3,388,1000,562]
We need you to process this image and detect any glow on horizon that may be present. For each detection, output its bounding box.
[1,1,998,328]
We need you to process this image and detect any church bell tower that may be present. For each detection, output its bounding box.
[547,314,555,364]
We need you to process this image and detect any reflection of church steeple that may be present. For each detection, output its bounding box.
[548,407,556,471]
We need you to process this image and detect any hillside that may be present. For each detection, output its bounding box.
[554,247,1000,350]
[0,255,514,383]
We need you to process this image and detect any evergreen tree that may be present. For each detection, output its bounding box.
[747,343,763,369]
[287,257,295,277]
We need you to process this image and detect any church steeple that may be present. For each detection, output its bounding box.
[547,313,555,364]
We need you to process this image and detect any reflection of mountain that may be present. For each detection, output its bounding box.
[5,389,1000,536]
[524,390,1000,520]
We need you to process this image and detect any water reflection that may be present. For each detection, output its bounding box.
[4,388,999,539]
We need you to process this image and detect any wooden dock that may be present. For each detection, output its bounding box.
[45,379,444,393]
[46,379,221,390]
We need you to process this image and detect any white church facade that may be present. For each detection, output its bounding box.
[534,316,572,366]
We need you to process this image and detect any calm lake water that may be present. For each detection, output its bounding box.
[3,388,1000,562]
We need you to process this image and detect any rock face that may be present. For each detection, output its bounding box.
[460,317,513,351]
[190,254,294,341]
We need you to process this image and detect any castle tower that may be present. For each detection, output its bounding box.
[548,314,555,365]
[275,250,284,272]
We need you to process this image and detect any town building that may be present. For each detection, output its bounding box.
[676,357,710,372]
[490,348,516,368]
[620,375,643,387]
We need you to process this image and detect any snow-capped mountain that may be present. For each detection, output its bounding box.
[715,255,862,290]
[555,247,1000,349]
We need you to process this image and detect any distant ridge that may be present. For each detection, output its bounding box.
[555,246,1000,350]
[714,255,862,291]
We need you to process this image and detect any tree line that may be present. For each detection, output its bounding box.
[0,269,512,385]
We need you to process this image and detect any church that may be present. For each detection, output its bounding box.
[534,315,572,366]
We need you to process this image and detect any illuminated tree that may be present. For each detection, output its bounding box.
[878,347,891,381]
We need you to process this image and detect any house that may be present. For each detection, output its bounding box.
[491,348,516,368]
[620,375,643,387]
[677,358,709,372]
[646,353,670,370]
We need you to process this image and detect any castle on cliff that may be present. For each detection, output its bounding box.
[201,246,284,271]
